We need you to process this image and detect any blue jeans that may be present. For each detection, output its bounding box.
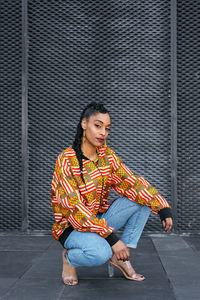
[64,196,151,267]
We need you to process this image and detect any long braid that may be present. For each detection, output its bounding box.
[72,102,109,184]
[72,121,84,183]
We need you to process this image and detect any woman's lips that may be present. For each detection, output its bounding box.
[97,138,104,143]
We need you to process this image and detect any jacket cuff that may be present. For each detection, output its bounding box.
[158,207,172,221]
[105,232,119,247]
[59,226,74,248]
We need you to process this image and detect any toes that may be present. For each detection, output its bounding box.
[131,272,145,281]
[135,274,145,281]
[63,276,78,286]
[64,280,78,286]
[63,279,71,285]
[72,280,78,286]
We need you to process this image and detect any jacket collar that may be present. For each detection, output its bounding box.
[81,145,107,160]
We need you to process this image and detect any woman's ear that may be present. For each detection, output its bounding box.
[81,118,87,130]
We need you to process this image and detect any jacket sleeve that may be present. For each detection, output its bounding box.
[50,153,114,239]
[110,150,172,220]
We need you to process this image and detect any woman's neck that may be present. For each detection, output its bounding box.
[81,140,97,161]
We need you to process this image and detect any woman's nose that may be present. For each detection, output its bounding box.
[101,127,106,136]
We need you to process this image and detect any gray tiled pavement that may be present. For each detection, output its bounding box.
[0,234,199,300]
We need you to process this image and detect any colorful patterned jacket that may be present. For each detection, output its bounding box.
[50,145,171,241]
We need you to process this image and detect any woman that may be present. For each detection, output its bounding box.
[50,102,173,286]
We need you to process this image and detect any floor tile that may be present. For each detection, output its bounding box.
[183,236,200,252]
[60,278,175,300]
[2,278,64,300]
[0,251,44,278]
[152,235,200,300]
[0,278,18,298]
[0,235,51,251]
[48,238,64,250]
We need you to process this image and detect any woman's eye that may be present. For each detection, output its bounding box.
[95,124,101,128]
[106,128,110,131]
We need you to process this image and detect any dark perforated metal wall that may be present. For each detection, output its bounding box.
[177,1,200,232]
[27,0,171,232]
[1,0,199,233]
[0,1,22,230]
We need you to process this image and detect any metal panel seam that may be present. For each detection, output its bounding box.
[21,0,28,232]
[170,0,178,232]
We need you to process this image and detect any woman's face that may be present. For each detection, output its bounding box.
[82,112,111,148]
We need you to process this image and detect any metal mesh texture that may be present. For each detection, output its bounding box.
[177,1,200,232]
[0,1,22,230]
[27,0,171,232]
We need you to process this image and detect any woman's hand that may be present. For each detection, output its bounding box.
[111,240,130,261]
[162,217,173,232]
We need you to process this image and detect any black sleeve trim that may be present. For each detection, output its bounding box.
[105,232,119,247]
[59,226,120,248]
[59,226,74,248]
[158,207,173,221]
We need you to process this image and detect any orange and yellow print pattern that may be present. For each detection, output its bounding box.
[50,146,170,241]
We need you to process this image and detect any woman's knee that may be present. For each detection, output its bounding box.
[85,243,113,266]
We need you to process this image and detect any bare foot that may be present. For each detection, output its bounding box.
[110,254,145,281]
[62,249,78,285]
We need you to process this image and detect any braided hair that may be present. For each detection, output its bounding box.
[72,101,109,183]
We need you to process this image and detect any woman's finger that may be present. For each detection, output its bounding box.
[166,220,172,232]
[166,224,170,232]
[162,220,166,228]
[116,251,121,260]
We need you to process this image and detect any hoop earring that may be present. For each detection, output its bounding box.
[82,130,86,142]
[104,139,107,147]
